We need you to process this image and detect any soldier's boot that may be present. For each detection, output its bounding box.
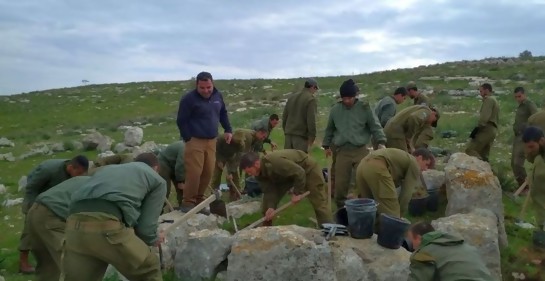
[228,185,241,202]
[18,250,35,274]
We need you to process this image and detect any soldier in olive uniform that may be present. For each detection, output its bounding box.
[211,128,268,201]
[374,87,408,128]
[157,141,186,206]
[407,81,430,106]
[18,155,89,274]
[511,87,538,186]
[63,153,166,281]
[250,114,280,154]
[384,105,439,152]
[355,148,434,219]
[322,79,387,210]
[27,176,91,281]
[282,78,319,153]
[240,150,334,226]
[88,153,134,176]
[465,83,500,162]
[522,127,545,234]
[407,222,494,281]
[529,110,545,132]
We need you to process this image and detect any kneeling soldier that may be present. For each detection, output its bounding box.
[27,176,91,281]
[240,150,334,226]
[407,222,494,280]
[157,141,186,207]
[62,153,167,281]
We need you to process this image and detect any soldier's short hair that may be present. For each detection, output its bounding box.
[70,155,89,171]
[134,152,159,168]
[409,221,435,236]
[413,148,435,168]
[394,87,408,96]
[196,72,213,83]
[514,86,525,94]
[269,114,279,121]
[239,152,260,169]
[522,126,544,143]
[481,83,493,92]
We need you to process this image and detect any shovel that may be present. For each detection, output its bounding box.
[515,185,535,229]
[208,188,228,218]
[243,191,311,230]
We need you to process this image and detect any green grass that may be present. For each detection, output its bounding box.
[2,55,545,280]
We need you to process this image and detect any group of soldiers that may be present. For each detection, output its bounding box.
[14,71,543,281]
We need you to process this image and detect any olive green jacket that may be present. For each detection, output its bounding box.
[513,99,538,136]
[282,88,317,142]
[384,105,433,143]
[477,95,500,128]
[157,141,185,182]
[374,95,397,127]
[35,176,91,220]
[528,110,545,132]
[217,129,261,174]
[23,159,71,214]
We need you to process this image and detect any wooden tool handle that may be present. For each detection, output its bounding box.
[243,191,311,230]
[163,194,217,235]
[228,178,243,198]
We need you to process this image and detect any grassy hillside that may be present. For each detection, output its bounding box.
[2,55,545,280]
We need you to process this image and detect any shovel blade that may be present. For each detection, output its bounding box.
[210,199,227,218]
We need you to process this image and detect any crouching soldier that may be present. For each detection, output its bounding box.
[158,141,186,206]
[62,153,167,281]
[88,153,134,176]
[250,114,280,154]
[211,128,267,201]
[240,150,334,226]
[19,155,89,274]
[407,222,494,280]
[522,126,545,243]
[355,148,433,219]
[27,176,91,281]
[384,105,439,152]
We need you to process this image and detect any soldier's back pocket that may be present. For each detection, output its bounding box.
[105,228,150,269]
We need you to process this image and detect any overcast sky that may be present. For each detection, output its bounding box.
[1,0,544,95]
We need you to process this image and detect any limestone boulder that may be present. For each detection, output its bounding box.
[227,199,262,219]
[432,208,501,280]
[422,169,445,190]
[444,153,507,247]
[124,127,144,147]
[82,132,113,152]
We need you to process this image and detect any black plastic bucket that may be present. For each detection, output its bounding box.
[345,198,377,239]
[426,188,439,212]
[244,177,261,197]
[334,207,348,226]
[377,214,411,249]
[408,196,429,217]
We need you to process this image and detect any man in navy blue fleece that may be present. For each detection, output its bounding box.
[176,71,233,213]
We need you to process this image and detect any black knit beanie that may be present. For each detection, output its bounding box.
[339,79,359,98]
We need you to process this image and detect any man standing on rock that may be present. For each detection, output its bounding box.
[522,127,545,235]
[384,105,439,152]
[211,128,268,201]
[355,148,434,219]
[177,71,233,213]
[511,87,538,187]
[63,153,166,281]
[406,222,494,280]
[240,150,333,226]
[282,78,319,153]
[250,114,280,154]
[465,83,500,162]
[27,175,91,281]
[407,81,430,106]
[18,155,89,274]
[157,141,186,207]
[322,78,387,210]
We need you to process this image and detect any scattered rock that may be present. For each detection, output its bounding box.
[444,153,507,248]
[3,198,23,207]
[19,145,51,159]
[175,229,233,281]
[69,140,83,151]
[0,137,14,147]
[131,141,159,157]
[227,226,410,281]
[97,151,115,159]
[432,208,501,280]
[18,176,27,192]
[422,169,446,190]
[50,142,66,152]
[82,132,113,152]
[0,152,15,162]
[114,143,132,154]
[0,184,6,194]
[157,211,225,270]
[227,200,262,219]
[124,127,144,147]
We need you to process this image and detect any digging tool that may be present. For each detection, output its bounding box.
[232,215,239,232]
[243,191,311,230]
[164,197,174,212]
[208,188,228,218]
[163,190,224,235]
[308,217,318,227]
[327,160,332,213]
[515,185,535,229]
[514,180,529,197]
[227,177,243,201]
